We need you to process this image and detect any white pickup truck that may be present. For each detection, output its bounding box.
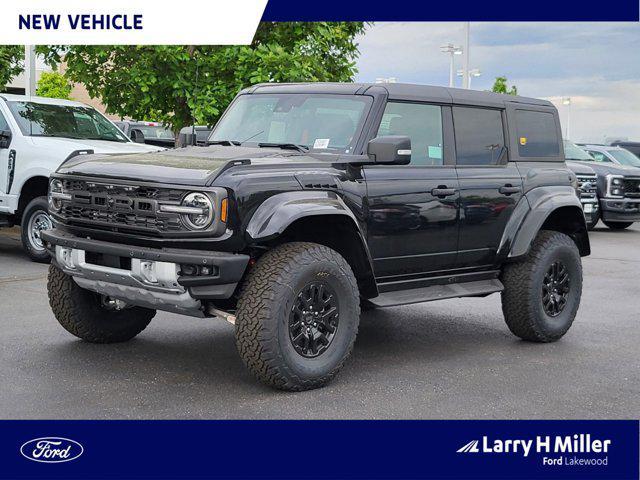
[0,94,163,262]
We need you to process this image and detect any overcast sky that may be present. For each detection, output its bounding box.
[355,22,640,143]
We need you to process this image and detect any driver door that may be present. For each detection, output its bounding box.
[364,102,460,284]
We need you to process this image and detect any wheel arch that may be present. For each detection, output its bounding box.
[246,191,378,298]
[17,175,49,219]
[502,186,590,260]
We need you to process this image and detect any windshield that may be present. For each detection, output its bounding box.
[563,140,593,161]
[210,93,373,152]
[609,149,640,167]
[7,101,129,143]
[133,124,174,140]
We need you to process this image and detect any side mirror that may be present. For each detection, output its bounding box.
[130,128,146,144]
[367,135,411,165]
[0,129,11,149]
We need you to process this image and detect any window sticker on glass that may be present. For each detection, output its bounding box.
[520,137,528,146]
[428,145,443,159]
[313,138,330,149]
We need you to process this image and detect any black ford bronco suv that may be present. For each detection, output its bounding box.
[43,83,590,391]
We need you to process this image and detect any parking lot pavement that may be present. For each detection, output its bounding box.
[1,225,639,420]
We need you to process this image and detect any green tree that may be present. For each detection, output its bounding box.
[0,46,24,90]
[492,76,518,96]
[36,71,73,99]
[43,22,367,135]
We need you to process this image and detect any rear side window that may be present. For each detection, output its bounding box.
[453,107,505,166]
[377,102,444,166]
[515,110,560,157]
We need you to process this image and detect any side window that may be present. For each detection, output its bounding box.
[515,110,560,157]
[453,107,505,166]
[587,150,611,163]
[377,102,443,166]
[0,110,9,131]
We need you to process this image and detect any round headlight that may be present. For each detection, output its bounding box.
[48,179,63,212]
[612,178,623,186]
[181,192,213,230]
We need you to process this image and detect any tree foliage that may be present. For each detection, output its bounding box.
[0,46,24,89]
[36,71,73,99]
[43,22,367,134]
[492,76,518,96]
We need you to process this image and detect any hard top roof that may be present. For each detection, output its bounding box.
[245,82,553,108]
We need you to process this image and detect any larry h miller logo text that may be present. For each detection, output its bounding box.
[457,434,611,466]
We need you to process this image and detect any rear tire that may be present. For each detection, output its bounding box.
[603,221,633,230]
[235,242,360,391]
[20,196,52,263]
[501,231,582,342]
[48,264,155,343]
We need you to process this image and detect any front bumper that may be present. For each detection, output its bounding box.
[600,198,640,223]
[41,229,249,317]
[579,198,599,226]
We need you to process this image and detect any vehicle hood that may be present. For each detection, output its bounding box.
[566,161,596,175]
[56,145,328,186]
[570,161,640,177]
[30,136,164,154]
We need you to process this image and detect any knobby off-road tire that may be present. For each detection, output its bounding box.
[48,265,155,343]
[20,196,51,263]
[235,242,361,391]
[501,230,582,342]
[603,221,633,230]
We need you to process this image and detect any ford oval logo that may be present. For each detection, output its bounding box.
[20,437,84,463]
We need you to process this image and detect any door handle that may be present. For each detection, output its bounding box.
[431,186,456,198]
[499,184,521,195]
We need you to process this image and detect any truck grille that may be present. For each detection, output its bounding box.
[623,177,640,198]
[57,179,186,234]
[576,174,597,199]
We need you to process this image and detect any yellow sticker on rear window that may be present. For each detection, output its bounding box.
[519,137,528,146]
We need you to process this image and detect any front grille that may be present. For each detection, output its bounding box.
[623,177,640,198]
[576,174,597,199]
[57,179,186,234]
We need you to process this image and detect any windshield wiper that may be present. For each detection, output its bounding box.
[258,142,309,153]
[207,140,241,146]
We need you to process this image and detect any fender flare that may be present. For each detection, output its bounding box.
[246,190,361,240]
[499,185,589,260]
[246,191,378,297]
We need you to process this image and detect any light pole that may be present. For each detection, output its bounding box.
[457,68,482,89]
[25,45,36,97]
[440,43,463,87]
[562,97,572,140]
[462,22,470,89]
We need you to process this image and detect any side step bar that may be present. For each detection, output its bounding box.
[369,279,504,308]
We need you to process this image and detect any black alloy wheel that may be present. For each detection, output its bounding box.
[289,282,340,358]
[541,261,570,317]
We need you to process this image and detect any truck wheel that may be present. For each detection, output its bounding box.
[20,196,52,263]
[603,221,633,230]
[586,211,599,231]
[235,242,360,391]
[500,231,582,342]
[48,264,155,343]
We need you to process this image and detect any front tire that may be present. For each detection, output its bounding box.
[48,265,155,343]
[501,231,582,342]
[20,196,52,263]
[603,221,633,230]
[235,242,360,391]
